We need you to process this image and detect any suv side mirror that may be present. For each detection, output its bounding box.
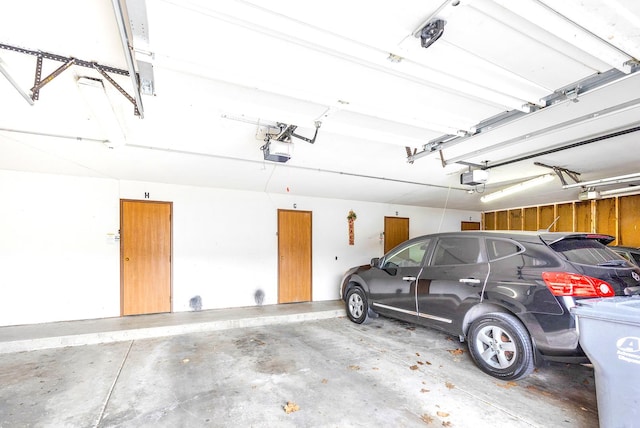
[370,257,380,268]
[382,262,398,276]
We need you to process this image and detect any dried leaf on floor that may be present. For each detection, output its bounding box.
[442,421,452,427]
[447,348,464,356]
[283,401,300,414]
[181,358,190,363]
[445,381,455,389]
[348,365,360,371]
[416,352,421,357]
[526,385,552,396]
[436,411,449,417]
[321,378,328,384]
[410,365,419,371]
[496,381,518,389]
[421,413,434,424]
[420,388,430,393]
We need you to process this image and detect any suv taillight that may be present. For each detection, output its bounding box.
[542,272,615,297]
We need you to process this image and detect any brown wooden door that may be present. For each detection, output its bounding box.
[461,221,481,230]
[384,216,409,253]
[278,209,312,303]
[120,200,172,315]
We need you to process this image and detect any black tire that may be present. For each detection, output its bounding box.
[467,312,535,381]
[345,287,370,324]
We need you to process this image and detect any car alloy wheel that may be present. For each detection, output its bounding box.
[474,324,517,369]
[467,312,534,380]
[346,287,369,324]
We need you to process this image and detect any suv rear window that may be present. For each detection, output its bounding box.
[486,238,523,261]
[550,238,627,266]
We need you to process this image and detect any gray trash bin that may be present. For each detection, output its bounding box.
[572,296,640,428]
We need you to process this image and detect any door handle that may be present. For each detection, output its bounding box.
[402,276,417,281]
[459,278,481,284]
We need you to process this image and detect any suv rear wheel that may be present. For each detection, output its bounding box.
[467,312,534,380]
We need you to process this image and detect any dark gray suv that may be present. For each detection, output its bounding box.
[340,231,640,380]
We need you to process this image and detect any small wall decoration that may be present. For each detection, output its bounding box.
[347,210,357,245]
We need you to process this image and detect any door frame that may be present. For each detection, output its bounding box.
[461,221,481,230]
[384,216,410,254]
[277,209,313,303]
[120,199,173,316]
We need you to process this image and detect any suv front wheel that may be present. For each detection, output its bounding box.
[467,312,535,380]
[345,287,370,324]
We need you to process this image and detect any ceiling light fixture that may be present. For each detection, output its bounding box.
[562,172,640,189]
[599,185,640,197]
[77,77,127,149]
[480,174,555,203]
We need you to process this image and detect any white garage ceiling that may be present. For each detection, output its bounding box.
[1,0,639,211]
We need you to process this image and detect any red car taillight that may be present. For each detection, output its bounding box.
[542,272,615,297]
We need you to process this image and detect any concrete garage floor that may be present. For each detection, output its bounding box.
[0,301,598,427]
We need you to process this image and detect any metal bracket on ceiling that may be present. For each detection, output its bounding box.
[534,162,581,186]
[31,57,76,101]
[439,150,447,168]
[220,114,322,148]
[406,134,455,164]
[267,121,322,144]
[559,85,582,104]
[407,134,488,169]
[93,63,140,116]
[625,59,640,73]
[405,146,417,164]
[0,42,140,116]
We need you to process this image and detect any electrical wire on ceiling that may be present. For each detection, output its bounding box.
[123,143,465,192]
[0,129,117,179]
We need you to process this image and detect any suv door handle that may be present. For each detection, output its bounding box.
[402,276,417,281]
[459,278,481,284]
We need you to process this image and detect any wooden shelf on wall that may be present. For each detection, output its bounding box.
[481,194,640,247]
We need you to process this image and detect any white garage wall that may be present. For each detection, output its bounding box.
[0,170,121,326]
[0,170,479,327]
